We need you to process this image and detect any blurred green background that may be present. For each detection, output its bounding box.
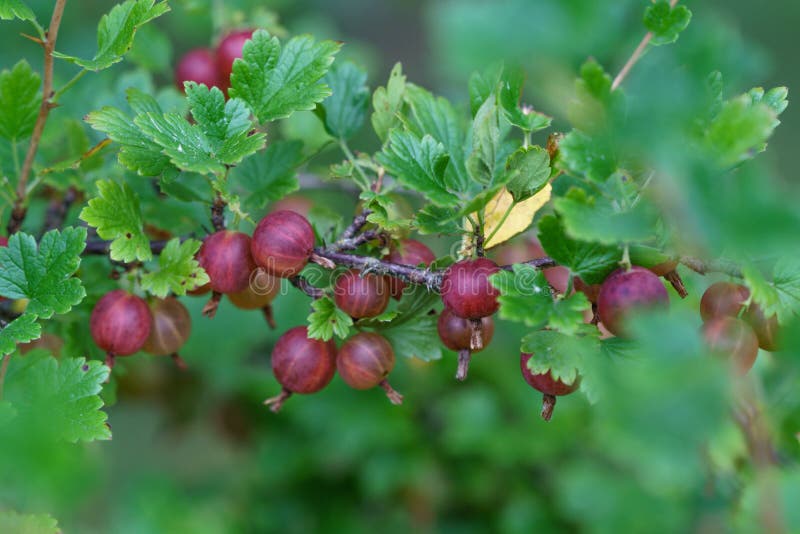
[2,0,799,532]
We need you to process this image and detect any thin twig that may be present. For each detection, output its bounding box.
[289,276,324,299]
[611,0,680,91]
[8,0,69,235]
[680,256,743,278]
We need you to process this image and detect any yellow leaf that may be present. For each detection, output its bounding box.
[462,185,552,254]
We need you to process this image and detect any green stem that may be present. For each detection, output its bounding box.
[484,200,517,247]
[523,131,531,149]
[339,138,371,190]
[11,139,21,179]
[52,68,87,103]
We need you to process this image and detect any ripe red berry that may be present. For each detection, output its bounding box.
[143,297,192,368]
[703,317,759,374]
[440,258,500,319]
[228,268,281,328]
[597,266,669,336]
[175,48,220,92]
[743,303,779,352]
[385,239,436,299]
[520,352,579,421]
[198,231,256,294]
[437,309,494,380]
[251,210,316,278]
[700,282,750,322]
[90,290,152,368]
[264,326,337,412]
[334,269,390,319]
[337,332,403,404]
[216,29,254,94]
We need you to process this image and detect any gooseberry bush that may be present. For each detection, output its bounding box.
[1,0,799,530]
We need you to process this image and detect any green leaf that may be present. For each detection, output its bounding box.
[705,93,782,167]
[505,145,551,202]
[467,93,501,185]
[0,314,41,356]
[375,131,458,206]
[230,29,341,123]
[3,355,111,442]
[86,90,172,176]
[52,0,170,71]
[744,259,800,325]
[230,140,303,212]
[140,238,209,297]
[0,229,87,318]
[371,62,406,143]
[372,285,441,361]
[359,190,412,232]
[80,180,151,263]
[498,65,552,133]
[0,0,35,21]
[554,186,658,244]
[644,1,692,46]
[491,265,591,334]
[414,204,462,235]
[403,84,470,192]
[537,214,621,284]
[0,61,41,140]
[317,62,369,140]
[468,63,502,116]
[558,130,617,182]
[520,330,596,385]
[0,510,59,534]
[307,296,353,341]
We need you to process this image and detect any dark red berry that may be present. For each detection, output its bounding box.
[175,48,220,92]
[440,258,500,319]
[143,297,192,366]
[385,239,436,299]
[264,326,337,412]
[520,352,579,421]
[227,268,280,310]
[333,269,390,319]
[251,210,315,278]
[90,290,152,367]
[597,266,669,336]
[198,231,256,294]
[216,29,254,94]
[743,303,779,352]
[337,332,403,404]
[437,309,494,380]
[703,317,759,374]
[700,282,750,323]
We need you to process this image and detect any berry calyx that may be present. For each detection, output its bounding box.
[385,239,436,299]
[197,230,256,317]
[227,268,281,328]
[216,29,254,94]
[333,269,390,319]
[700,281,750,322]
[90,290,152,368]
[440,258,500,319]
[337,332,403,404]
[264,326,337,412]
[143,297,192,369]
[520,353,579,421]
[175,48,220,92]
[596,266,669,336]
[437,309,494,380]
[251,210,316,278]
[703,317,759,374]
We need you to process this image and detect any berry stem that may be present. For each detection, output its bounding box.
[541,394,557,422]
[261,305,277,329]
[289,276,324,299]
[664,270,688,298]
[456,349,472,382]
[171,353,189,371]
[202,291,222,318]
[263,388,293,413]
[105,353,116,370]
[379,379,404,405]
[211,193,226,231]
